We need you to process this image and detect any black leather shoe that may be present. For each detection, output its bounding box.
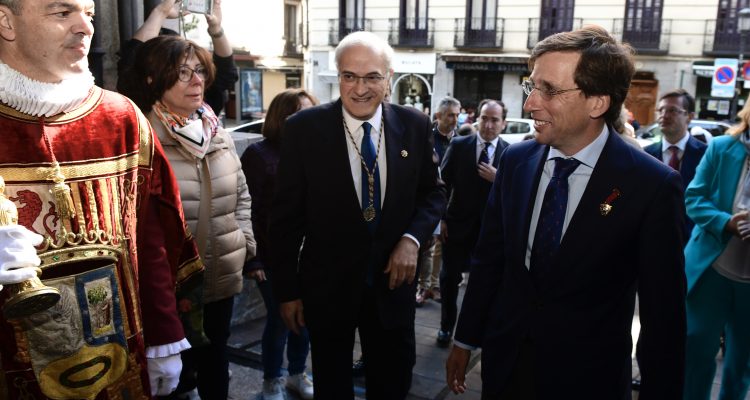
[436,330,452,348]
[352,357,365,378]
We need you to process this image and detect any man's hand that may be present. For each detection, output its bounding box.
[446,345,471,394]
[205,0,223,32]
[280,299,305,335]
[0,225,43,291]
[384,237,418,290]
[477,162,497,183]
[147,354,182,396]
[247,269,267,282]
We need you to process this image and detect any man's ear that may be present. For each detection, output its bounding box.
[589,95,610,119]
[0,6,16,41]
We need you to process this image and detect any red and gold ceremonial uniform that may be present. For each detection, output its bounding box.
[0,86,202,399]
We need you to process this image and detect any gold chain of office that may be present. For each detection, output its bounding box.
[343,116,384,222]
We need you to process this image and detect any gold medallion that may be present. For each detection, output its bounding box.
[363,205,376,222]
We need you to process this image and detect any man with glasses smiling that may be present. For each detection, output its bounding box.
[446,25,686,399]
[271,31,445,399]
[645,89,707,236]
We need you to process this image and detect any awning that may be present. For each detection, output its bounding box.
[692,61,714,78]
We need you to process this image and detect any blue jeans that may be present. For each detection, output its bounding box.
[258,275,310,380]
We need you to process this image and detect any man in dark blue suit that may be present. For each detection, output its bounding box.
[271,31,445,400]
[644,89,707,236]
[436,99,509,347]
[445,26,686,399]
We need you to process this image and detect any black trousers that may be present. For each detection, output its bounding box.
[483,339,536,400]
[307,287,416,400]
[167,296,234,400]
[440,239,473,333]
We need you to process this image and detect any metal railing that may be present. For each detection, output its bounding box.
[454,18,505,49]
[388,18,435,48]
[703,19,748,57]
[527,18,582,48]
[613,18,670,54]
[328,18,372,46]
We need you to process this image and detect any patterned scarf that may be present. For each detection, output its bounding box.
[152,101,220,159]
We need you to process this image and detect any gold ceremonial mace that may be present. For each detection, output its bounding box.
[0,177,60,319]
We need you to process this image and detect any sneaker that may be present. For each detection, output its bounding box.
[436,329,452,348]
[262,377,285,400]
[430,286,441,302]
[415,288,428,307]
[287,373,314,400]
[352,357,366,378]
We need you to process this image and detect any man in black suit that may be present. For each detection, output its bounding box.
[644,89,707,236]
[445,26,686,399]
[436,99,510,347]
[271,31,445,400]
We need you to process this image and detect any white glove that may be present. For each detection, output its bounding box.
[0,225,43,291]
[147,353,182,396]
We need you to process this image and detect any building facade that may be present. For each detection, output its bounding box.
[305,0,750,125]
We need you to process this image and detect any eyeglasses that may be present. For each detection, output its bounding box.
[178,65,208,82]
[656,106,688,116]
[339,72,387,86]
[521,79,580,100]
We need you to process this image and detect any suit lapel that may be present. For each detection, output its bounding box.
[324,100,371,229]
[514,143,548,268]
[543,131,634,289]
[381,102,405,222]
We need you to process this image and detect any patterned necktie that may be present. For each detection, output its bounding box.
[667,145,680,171]
[361,122,381,232]
[479,141,491,164]
[530,157,581,281]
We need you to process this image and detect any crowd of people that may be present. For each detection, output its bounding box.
[0,0,749,399]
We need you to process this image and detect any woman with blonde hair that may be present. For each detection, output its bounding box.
[241,88,318,400]
[683,96,750,399]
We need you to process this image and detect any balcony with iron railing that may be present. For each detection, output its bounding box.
[527,18,583,49]
[703,19,748,57]
[612,18,671,55]
[454,18,504,49]
[328,18,372,46]
[284,24,305,58]
[388,18,435,48]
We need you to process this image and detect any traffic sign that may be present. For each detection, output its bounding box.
[712,58,738,98]
[715,66,735,84]
[743,62,750,80]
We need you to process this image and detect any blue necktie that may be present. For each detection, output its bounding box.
[530,157,581,281]
[361,122,381,233]
[478,141,491,164]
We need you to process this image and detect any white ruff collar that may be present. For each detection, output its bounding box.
[0,62,95,117]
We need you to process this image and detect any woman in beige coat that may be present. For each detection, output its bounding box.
[126,35,256,399]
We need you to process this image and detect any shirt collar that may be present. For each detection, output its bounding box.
[342,104,383,135]
[475,132,500,148]
[661,132,690,153]
[547,124,609,169]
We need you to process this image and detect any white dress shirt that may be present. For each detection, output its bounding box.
[343,106,387,207]
[342,106,420,248]
[475,133,500,163]
[660,132,690,165]
[524,126,609,269]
